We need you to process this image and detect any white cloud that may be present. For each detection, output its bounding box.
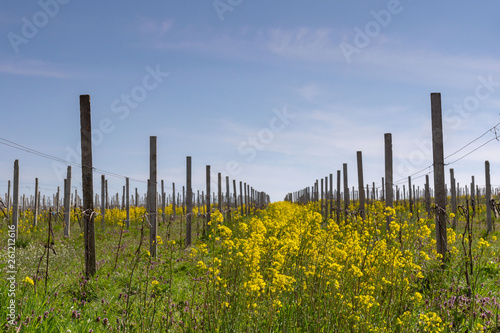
[138,17,173,37]
[298,84,322,102]
[0,58,71,78]
[267,27,343,62]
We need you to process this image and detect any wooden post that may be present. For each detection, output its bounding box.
[122,186,125,210]
[385,133,393,231]
[343,163,349,214]
[357,151,365,218]
[56,186,60,215]
[105,180,109,209]
[161,180,165,225]
[430,92,447,260]
[244,183,248,215]
[381,177,385,202]
[126,177,130,229]
[101,175,105,230]
[336,170,341,224]
[206,165,211,232]
[182,186,186,215]
[408,177,413,214]
[450,169,457,229]
[172,183,176,219]
[233,179,237,211]
[471,176,476,211]
[64,166,71,237]
[325,176,329,217]
[186,156,192,246]
[329,174,333,219]
[320,178,324,218]
[135,188,139,207]
[218,172,222,212]
[12,160,19,239]
[33,178,39,227]
[149,136,158,257]
[425,175,431,218]
[80,95,96,277]
[485,161,492,233]
[226,176,230,218]
[239,181,243,216]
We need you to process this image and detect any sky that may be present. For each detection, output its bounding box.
[0,0,499,203]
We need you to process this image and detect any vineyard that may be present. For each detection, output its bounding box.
[0,94,499,332]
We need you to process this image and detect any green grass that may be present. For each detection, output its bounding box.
[0,200,499,332]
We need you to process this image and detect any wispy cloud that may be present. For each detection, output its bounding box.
[0,58,72,78]
[138,17,174,37]
[267,27,344,62]
[143,24,500,91]
[298,84,322,102]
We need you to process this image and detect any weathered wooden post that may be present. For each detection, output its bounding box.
[450,169,457,229]
[206,165,211,233]
[381,177,385,202]
[336,170,341,224]
[430,92,447,260]
[186,156,192,246]
[471,176,476,211]
[135,188,139,207]
[320,178,324,218]
[233,179,237,211]
[172,183,176,219]
[329,174,333,219]
[385,133,393,231]
[248,184,251,214]
[343,163,349,214]
[33,178,39,227]
[408,177,413,214]
[149,136,158,257]
[122,186,125,209]
[218,172,222,212]
[182,186,186,215]
[225,176,230,212]
[357,151,365,218]
[244,182,248,215]
[161,179,166,223]
[325,176,329,217]
[64,166,71,237]
[80,95,96,277]
[126,177,130,229]
[239,181,243,216]
[12,160,19,239]
[56,186,60,215]
[485,161,492,233]
[101,175,105,230]
[372,182,376,202]
[425,175,431,218]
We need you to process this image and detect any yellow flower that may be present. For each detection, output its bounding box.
[22,276,34,286]
[151,280,159,287]
[197,261,207,270]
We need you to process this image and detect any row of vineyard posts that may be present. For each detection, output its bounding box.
[285,93,499,262]
[0,95,269,277]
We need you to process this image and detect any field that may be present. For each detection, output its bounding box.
[1,198,499,332]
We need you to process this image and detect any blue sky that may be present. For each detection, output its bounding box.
[1,0,499,203]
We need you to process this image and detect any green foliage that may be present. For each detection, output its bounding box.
[0,202,498,332]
